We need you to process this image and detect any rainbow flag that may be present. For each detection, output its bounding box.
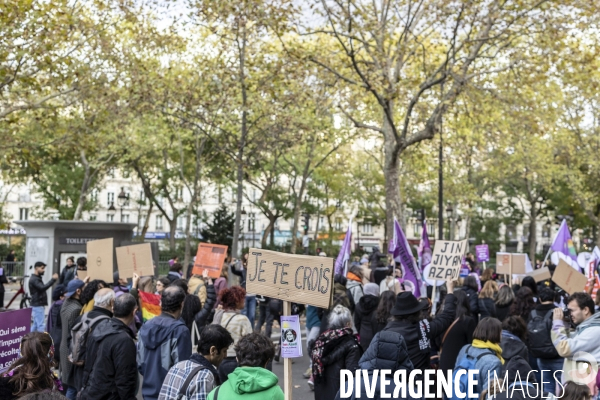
[139,291,161,322]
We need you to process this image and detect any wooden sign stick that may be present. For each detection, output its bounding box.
[283,301,293,400]
[430,284,437,316]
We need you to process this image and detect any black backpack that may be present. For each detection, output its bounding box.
[527,309,559,359]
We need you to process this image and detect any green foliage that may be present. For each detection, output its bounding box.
[201,205,235,251]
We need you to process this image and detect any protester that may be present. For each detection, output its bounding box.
[490,356,544,400]
[136,276,155,294]
[181,271,217,340]
[20,393,68,400]
[59,257,77,286]
[311,305,361,400]
[207,332,283,400]
[255,295,274,338]
[0,264,7,308]
[155,277,169,295]
[213,266,229,309]
[346,266,364,304]
[6,249,16,262]
[231,254,257,328]
[379,264,403,294]
[320,275,354,333]
[551,292,600,389]
[167,263,184,283]
[454,317,504,395]
[0,332,62,399]
[47,284,66,363]
[78,293,138,399]
[438,289,477,373]
[29,261,59,332]
[213,285,253,384]
[560,381,593,400]
[530,287,562,395]
[80,279,108,314]
[112,271,129,296]
[478,280,498,319]
[512,287,536,323]
[480,268,495,287]
[168,255,179,267]
[374,290,396,333]
[371,261,390,286]
[138,286,192,400]
[75,257,87,279]
[495,284,515,322]
[189,272,208,304]
[521,276,539,300]
[303,305,322,383]
[159,324,234,400]
[369,246,383,270]
[458,275,480,321]
[354,283,380,350]
[501,316,529,364]
[59,279,85,399]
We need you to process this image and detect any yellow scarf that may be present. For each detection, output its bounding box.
[472,339,505,365]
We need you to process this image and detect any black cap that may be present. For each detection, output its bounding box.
[34,261,47,268]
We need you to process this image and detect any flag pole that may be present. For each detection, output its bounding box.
[542,219,564,267]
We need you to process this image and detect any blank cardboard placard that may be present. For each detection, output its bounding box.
[86,238,114,282]
[496,253,512,275]
[246,248,334,309]
[192,243,228,278]
[511,254,528,275]
[116,243,153,279]
[76,269,88,281]
[552,259,587,294]
[426,240,469,281]
[527,267,552,283]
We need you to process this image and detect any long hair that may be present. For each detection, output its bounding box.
[510,287,535,320]
[80,279,107,305]
[455,289,472,320]
[7,332,55,396]
[495,285,515,307]
[479,280,498,299]
[138,276,155,293]
[463,276,479,292]
[376,291,396,325]
[181,294,202,331]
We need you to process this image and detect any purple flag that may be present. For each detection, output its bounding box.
[388,219,422,297]
[551,219,577,261]
[334,221,352,275]
[418,221,432,269]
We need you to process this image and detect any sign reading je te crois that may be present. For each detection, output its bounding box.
[426,239,469,281]
[246,248,334,309]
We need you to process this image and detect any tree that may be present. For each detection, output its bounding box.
[201,204,235,250]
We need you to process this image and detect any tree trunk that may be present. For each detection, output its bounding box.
[270,217,276,246]
[73,152,92,221]
[383,113,402,252]
[290,173,308,254]
[529,205,537,263]
[262,220,272,248]
[140,203,153,241]
[169,218,177,252]
[184,202,194,273]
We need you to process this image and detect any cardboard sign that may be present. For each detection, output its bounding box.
[475,244,490,263]
[496,253,512,274]
[116,243,153,279]
[76,269,88,281]
[0,308,32,371]
[511,254,528,275]
[552,259,588,294]
[246,248,334,309]
[527,267,552,283]
[86,238,114,282]
[192,243,228,278]
[426,240,469,281]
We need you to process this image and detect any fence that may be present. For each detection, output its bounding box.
[1,261,25,277]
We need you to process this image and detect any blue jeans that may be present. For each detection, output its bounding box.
[242,295,256,328]
[31,306,45,332]
[538,357,564,395]
[65,385,78,400]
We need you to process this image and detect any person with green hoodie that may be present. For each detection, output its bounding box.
[207,332,283,400]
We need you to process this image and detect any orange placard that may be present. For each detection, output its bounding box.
[192,243,228,278]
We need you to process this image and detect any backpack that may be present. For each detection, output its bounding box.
[448,345,494,400]
[527,309,559,359]
[68,314,109,366]
[177,365,206,400]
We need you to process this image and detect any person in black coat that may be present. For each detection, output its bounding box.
[383,281,457,372]
[478,280,498,319]
[354,283,380,351]
[47,285,66,363]
[438,289,477,373]
[501,315,529,364]
[59,256,77,286]
[495,284,515,322]
[79,293,138,400]
[458,275,480,321]
[311,305,362,400]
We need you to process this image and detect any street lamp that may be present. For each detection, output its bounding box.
[117,187,130,221]
[446,203,453,240]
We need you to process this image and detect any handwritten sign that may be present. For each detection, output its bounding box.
[116,243,153,279]
[192,243,228,278]
[552,259,587,295]
[0,308,32,372]
[496,253,512,275]
[246,248,334,309]
[280,315,302,358]
[86,238,114,282]
[426,240,468,281]
[527,267,552,283]
[475,244,490,263]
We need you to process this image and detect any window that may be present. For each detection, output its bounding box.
[90,189,98,203]
[319,216,325,231]
[428,223,436,239]
[177,215,185,231]
[107,214,114,222]
[19,208,29,220]
[139,190,146,204]
[108,168,115,178]
[121,214,130,223]
[413,223,420,237]
[122,169,130,179]
[252,189,257,202]
[89,214,97,221]
[107,192,115,207]
[156,215,163,230]
[248,213,256,231]
[335,218,342,231]
[362,222,373,234]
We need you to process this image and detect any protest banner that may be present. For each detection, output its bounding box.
[116,243,153,279]
[76,268,88,281]
[496,253,512,275]
[511,254,529,275]
[280,315,302,358]
[192,243,228,278]
[0,308,32,372]
[552,259,587,294]
[426,240,469,282]
[527,267,552,283]
[475,244,490,263]
[86,238,113,282]
[246,248,334,309]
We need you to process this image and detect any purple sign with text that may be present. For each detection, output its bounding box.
[476,244,490,263]
[0,308,32,372]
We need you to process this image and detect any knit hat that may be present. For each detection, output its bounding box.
[364,283,380,297]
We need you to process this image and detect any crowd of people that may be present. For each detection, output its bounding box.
[1,251,599,400]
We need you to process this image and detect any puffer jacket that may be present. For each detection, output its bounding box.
[29,274,56,307]
[501,330,529,365]
[314,334,362,400]
[479,297,497,319]
[354,294,379,350]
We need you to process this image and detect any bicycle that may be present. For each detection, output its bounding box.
[5,276,31,309]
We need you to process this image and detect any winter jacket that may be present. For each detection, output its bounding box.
[334,330,416,400]
[529,303,559,359]
[438,315,476,372]
[306,305,321,332]
[455,344,503,394]
[194,284,216,330]
[231,262,247,288]
[59,297,83,387]
[166,271,182,283]
[370,266,389,286]
[214,310,253,358]
[47,299,63,363]
[213,277,227,309]
[490,356,545,400]
[159,353,220,400]
[59,265,77,286]
[458,286,479,321]
[479,297,497,319]
[354,294,379,350]
[79,318,137,400]
[383,293,457,371]
[346,275,364,305]
[369,249,382,270]
[496,301,513,322]
[207,367,283,400]
[314,334,362,400]
[188,275,208,304]
[29,273,56,307]
[551,311,600,385]
[137,312,192,400]
[319,281,354,333]
[501,330,529,365]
